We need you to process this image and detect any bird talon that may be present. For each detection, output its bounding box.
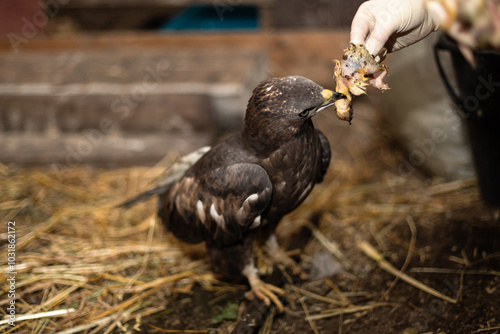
[264,235,304,277]
[244,290,255,301]
[246,276,285,312]
[266,248,303,276]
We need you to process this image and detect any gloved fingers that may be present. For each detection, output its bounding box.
[365,22,396,55]
[350,0,398,55]
[349,0,438,55]
[350,15,371,45]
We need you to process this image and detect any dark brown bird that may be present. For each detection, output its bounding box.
[154,76,343,311]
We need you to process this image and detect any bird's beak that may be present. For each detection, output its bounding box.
[316,89,346,112]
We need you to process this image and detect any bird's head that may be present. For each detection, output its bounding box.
[243,76,344,143]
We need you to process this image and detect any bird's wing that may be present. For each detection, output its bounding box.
[316,130,331,183]
[161,162,273,246]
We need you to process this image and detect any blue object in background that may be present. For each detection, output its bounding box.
[161,5,259,31]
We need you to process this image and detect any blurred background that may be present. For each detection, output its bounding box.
[0,0,476,183]
[0,0,371,165]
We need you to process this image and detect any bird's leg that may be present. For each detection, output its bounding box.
[242,261,285,312]
[264,234,304,277]
[255,245,272,276]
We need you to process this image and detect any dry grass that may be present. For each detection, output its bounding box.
[0,163,233,333]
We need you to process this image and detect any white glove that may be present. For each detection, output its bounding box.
[350,0,439,55]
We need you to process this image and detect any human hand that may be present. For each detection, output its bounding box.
[350,0,439,55]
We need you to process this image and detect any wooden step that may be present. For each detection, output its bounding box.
[0,47,268,166]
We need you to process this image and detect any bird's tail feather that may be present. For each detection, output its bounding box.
[117,183,173,209]
[117,146,211,209]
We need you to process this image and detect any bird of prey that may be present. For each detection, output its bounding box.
[154,76,344,311]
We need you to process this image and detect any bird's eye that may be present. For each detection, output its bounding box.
[299,107,314,118]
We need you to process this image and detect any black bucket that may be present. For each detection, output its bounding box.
[434,33,500,206]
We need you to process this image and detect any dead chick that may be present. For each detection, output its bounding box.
[333,43,390,122]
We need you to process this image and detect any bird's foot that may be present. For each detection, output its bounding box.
[264,235,305,278]
[244,277,285,313]
[266,248,304,277]
[243,263,285,312]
